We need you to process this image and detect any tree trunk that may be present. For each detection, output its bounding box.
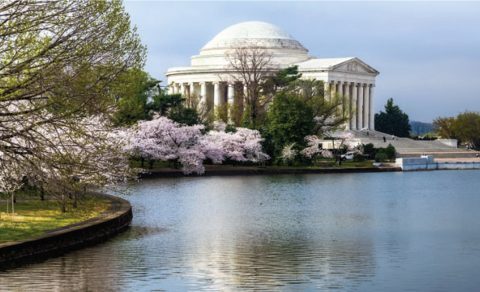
[73,192,78,209]
[61,194,66,213]
[11,193,15,214]
[40,187,45,201]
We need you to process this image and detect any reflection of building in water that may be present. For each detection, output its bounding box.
[167,21,379,130]
[185,232,376,290]
[177,178,377,290]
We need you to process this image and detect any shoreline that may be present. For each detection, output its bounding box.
[0,193,132,269]
[140,165,402,178]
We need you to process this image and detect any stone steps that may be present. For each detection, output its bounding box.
[346,130,480,159]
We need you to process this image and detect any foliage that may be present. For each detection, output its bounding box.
[375,98,411,137]
[112,69,159,126]
[151,92,200,126]
[301,136,334,159]
[362,143,376,159]
[453,112,480,149]
[0,0,144,209]
[125,117,269,174]
[263,93,316,160]
[225,46,275,128]
[374,152,388,162]
[434,112,480,149]
[353,153,366,162]
[373,144,396,161]
[433,117,457,139]
[280,143,298,164]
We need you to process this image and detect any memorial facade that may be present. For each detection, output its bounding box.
[166,21,379,130]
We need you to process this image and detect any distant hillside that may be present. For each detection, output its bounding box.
[410,121,434,136]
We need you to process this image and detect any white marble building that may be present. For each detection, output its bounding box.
[166,21,379,130]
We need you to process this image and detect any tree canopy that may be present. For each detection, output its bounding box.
[434,112,480,149]
[374,98,411,137]
[0,0,145,195]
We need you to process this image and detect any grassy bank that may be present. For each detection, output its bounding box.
[0,195,110,244]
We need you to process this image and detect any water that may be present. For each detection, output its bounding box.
[1,170,480,291]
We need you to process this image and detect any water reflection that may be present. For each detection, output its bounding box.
[2,171,480,291]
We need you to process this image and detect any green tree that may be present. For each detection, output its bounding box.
[453,112,480,149]
[375,98,411,137]
[0,0,145,203]
[150,91,200,126]
[433,117,457,139]
[112,69,159,126]
[263,93,315,160]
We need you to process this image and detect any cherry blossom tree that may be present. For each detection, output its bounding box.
[126,118,269,175]
[205,124,269,163]
[301,136,334,159]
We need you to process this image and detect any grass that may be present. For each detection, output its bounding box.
[0,195,110,244]
[338,160,375,168]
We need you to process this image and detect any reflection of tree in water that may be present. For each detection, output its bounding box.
[186,231,376,291]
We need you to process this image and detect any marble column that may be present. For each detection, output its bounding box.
[330,81,337,100]
[189,82,195,97]
[199,82,207,109]
[227,83,235,122]
[364,84,370,129]
[337,81,344,118]
[369,85,375,130]
[351,83,358,130]
[358,83,364,129]
[324,82,331,101]
[344,82,350,130]
[168,83,174,94]
[179,83,185,97]
[213,82,221,108]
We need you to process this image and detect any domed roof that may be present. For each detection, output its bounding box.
[201,21,308,52]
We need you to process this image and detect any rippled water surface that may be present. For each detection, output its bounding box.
[2,171,480,291]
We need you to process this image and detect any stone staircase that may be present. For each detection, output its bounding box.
[347,130,480,158]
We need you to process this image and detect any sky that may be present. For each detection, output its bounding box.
[124,1,480,122]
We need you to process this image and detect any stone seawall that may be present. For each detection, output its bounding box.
[141,166,401,178]
[0,194,132,268]
[396,157,480,171]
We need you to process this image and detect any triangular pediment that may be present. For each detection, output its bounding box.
[332,58,379,75]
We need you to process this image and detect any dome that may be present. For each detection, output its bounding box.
[201,21,308,52]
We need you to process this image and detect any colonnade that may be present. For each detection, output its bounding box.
[169,81,245,122]
[169,80,375,130]
[324,81,375,130]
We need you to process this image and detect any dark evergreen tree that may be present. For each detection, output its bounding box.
[375,98,411,137]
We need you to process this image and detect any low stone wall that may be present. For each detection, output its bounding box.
[396,156,480,171]
[141,166,401,178]
[0,193,132,268]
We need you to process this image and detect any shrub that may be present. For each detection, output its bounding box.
[385,144,396,160]
[375,152,388,162]
[353,153,366,162]
[362,143,375,159]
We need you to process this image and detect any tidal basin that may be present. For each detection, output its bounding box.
[2,170,480,291]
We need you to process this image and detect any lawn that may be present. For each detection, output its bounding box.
[0,195,110,244]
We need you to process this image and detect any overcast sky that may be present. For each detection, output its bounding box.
[124,1,480,122]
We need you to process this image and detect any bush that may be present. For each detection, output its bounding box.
[353,153,366,162]
[363,143,375,159]
[375,152,388,162]
[385,144,396,160]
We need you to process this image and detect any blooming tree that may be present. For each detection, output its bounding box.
[280,143,298,163]
[126,118,269,174]
[205,124,269,163]
[301,136,334,159]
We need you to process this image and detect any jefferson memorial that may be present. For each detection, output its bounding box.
[166,21,379,130]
